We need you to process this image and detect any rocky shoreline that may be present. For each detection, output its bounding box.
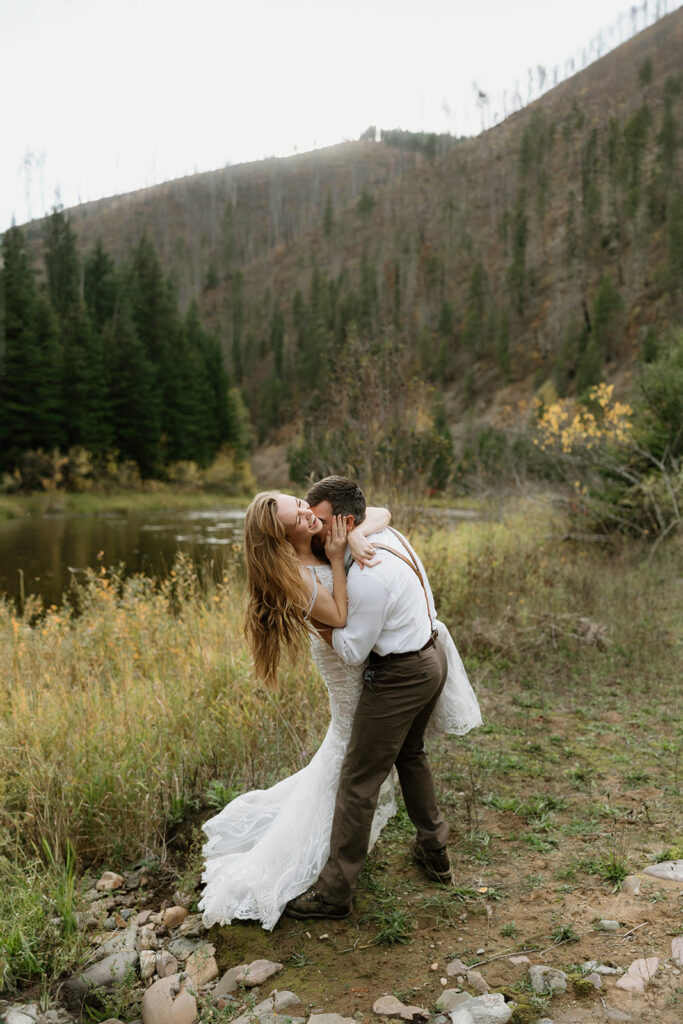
[2,861,682,1024]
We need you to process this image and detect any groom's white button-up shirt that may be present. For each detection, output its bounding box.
[331,527,437,667]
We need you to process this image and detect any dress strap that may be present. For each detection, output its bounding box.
[304,565,318,617]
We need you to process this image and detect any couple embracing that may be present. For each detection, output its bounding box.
[200,476,482,930]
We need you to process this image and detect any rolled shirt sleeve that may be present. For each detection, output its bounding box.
[331,569,389,666]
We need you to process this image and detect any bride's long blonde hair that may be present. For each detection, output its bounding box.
[243,491,312,685]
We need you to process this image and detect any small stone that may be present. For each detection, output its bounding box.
[140,972,197,1024]
[103,916,117,930]
[616,957,659,994]
[3,1010,37,1024]
[440,978,447,986]
[139,950,157,980]
[585,972,602,989]
[213,965,247,998]
[185,944,218,987]
[621,875,640,895]
[372,996,429,1020]
[507,956,530,965]
[162,906,189,929]
[101,922,138,955]
[642,859,683,882]
[177,913,205,937]
[528,966,568,995]
[136,926,159,952]
[319,933,329,940]
[136,909,153,926]
[308,1016,357,1024]
[604,1008,631,1022]
[435,991,472,1013]
[582,960,620,975]
[446,958,469,977]
[167,936,200,961]
[273,992,302,1012]
[476,948,485,955]
[449,992,512,1023]
[238,958,284,987]
[465,970,489,994]
[157,950,179,978]
[64,950,139,1002]
[431,962,439,971]
[597,919,621,931]
[96,871,125,892]
[672,936,683,966]
[172,890,193,908]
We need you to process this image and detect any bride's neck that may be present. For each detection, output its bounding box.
[289,537,313,561]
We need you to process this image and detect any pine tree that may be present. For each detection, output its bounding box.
[43,208,80,318]
[104,303,160,476]
[84,239,117,331]
[0,226,41,464]
[62,304,112,452]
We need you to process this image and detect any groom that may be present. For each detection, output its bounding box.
[285,476,451,920]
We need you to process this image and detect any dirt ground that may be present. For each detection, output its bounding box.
[161,704,682,1024]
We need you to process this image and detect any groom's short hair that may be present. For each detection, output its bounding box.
[306,476,366,525]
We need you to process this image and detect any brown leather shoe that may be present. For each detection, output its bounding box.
[411,839,452,884]
[284,886,352,920]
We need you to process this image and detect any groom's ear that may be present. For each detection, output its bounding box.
[344,514,355,531]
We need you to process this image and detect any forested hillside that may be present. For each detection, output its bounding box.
[2,8,682,494]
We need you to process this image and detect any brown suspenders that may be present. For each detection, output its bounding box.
[371,527,434,632]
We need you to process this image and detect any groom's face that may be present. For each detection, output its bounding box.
[310,499,354,540]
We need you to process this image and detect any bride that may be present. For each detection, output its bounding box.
[199,491,481,931]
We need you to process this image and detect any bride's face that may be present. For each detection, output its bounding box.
[275,494,323,541]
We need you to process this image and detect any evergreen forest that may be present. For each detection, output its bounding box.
[0,211,241,486]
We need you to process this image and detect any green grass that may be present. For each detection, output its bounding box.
[0,488,249,521]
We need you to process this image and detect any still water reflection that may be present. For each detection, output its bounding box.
[0,507,246,608]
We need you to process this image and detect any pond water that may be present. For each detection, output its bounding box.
[0,507,247,609]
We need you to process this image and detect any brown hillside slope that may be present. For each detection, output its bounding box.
[19,8,683,452]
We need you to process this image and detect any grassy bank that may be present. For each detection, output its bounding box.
[0,488,252,521]
[0,492,680,997]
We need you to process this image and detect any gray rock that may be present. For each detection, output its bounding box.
[446,959,469,978]
[3,1009,37,1024]
[672,936,683,966]
[604,1007,631,1022]
[448,993,512,1023]
[185,944,218,987]
[528,966,567,995]
[213,965,247,998]
[273,993,302,1012]
[136,926,158,952]
[177,913,205,937]
[581,960,620,975]
[372,997,429,1021]
[436,992,472,1013]
[101,922,138,956]
[465,971,489,994]
[585,972,602,989]
[597,919,620,931]
[621,875,640,895]
[157,950,179,979]
[238,958,284,987]
[642,859,683,882]
[167,937,199,960]
[139,950,157,980]
[64,950,139,1001]
[308,1016,357,1024]
[140,973,197,1024]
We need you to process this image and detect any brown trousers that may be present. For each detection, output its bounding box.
[317,637,449,905]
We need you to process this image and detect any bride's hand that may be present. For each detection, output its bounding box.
[324,515,348,561]
[347,528,381,569]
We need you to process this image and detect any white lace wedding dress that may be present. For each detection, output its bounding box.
[199,565,481,931]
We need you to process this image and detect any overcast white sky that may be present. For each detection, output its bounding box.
[1,0,679,232]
